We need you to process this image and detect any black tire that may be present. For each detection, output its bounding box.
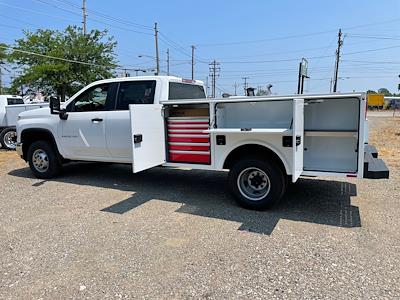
[228,156,286,210]
[27,140,62,179]
[0,127,17,150]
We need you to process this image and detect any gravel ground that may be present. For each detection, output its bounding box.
[0,116,399,299]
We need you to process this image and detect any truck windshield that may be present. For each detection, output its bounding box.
[168,82,206,100]
[7,98,24,105]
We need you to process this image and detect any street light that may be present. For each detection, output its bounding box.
[137,54,157,75]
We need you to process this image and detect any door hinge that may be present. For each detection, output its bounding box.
[296,136,301,146]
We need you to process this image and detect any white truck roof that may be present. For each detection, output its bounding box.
[84,76,204,86]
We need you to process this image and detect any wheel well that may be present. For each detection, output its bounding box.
[223,144,287,175]
[20,129,60,161]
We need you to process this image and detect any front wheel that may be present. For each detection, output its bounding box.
[27,141,62,179]
[228,157,286,210]
[0,127,17,150]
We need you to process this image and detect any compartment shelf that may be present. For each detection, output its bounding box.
[203,128,291,134]
[304,130,357,137]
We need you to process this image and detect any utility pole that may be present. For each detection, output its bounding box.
[82,0,87,35]
[333,29,343,93]
[242,77,249,95]
[154,22,160,75]
[233,82,239,96]
[191,45,196,80]
[0,65,2,95]
[208,60,220,98]
[205,76,209,97]
[166,48,170,76]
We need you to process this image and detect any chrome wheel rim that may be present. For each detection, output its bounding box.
[237,167,271,201]
[3,131,17,149]
[32,149,49,173]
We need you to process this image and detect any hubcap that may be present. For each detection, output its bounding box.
[3,131,17,149]
[237,167,271,201]
[32,149,49,173]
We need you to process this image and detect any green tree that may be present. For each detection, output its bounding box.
[0,43,7,62]
[366,90,376,94]
[9,26,117,101]
[377,88,391,96]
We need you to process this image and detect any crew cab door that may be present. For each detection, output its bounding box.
[105,80,157,160]
[130,104,166,173]
[292,98,304,182]
[60,83,114,160]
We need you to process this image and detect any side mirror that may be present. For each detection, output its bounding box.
[49,96,68,120]
[49,97,60,114]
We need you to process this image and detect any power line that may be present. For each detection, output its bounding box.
[52,0,153,30]
[342,59,400,64]
[347,34,400,40]
[0,24,23,30]
[32,0,153,35]
[0,14,37,27]
[196,17,400,47]
[343,45,400,55]
[0,43,120,68]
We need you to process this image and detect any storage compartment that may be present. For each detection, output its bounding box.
[165,105,211,164]
[216,100,292,129]
[304,135,358,172]
[303,98,360,173]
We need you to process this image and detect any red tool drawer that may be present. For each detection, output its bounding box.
[168,143,210,151]
[167,117,211,164]
[168,135,210,143]
[168,151,210,164]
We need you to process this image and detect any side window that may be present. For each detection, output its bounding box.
[168,83,206,100]
[7,98,24,105]
[69,84,110,112]
[115,81,156,110]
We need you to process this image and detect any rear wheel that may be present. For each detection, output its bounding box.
[27,141,61,179]
[0,127,17,150]
[228,156,286,210]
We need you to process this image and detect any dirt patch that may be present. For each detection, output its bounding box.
[368,117,400,168]
[0,150,19,165]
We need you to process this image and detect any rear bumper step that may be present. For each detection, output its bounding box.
[363,144,389,179]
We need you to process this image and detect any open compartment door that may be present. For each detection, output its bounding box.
[292,98,304,182]
[130,104,166,173]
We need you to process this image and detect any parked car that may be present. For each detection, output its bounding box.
[0,95,48,150]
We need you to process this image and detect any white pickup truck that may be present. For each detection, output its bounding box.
[0,95,48,150]
[16,76,389,210]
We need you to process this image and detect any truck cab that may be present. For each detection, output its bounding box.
[17,76,206,162]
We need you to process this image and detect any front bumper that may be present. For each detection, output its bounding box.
[16,142,23,158]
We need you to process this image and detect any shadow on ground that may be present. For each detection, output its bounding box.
[9,162,361,235]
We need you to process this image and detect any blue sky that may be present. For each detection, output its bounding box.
[1,0,400,96]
